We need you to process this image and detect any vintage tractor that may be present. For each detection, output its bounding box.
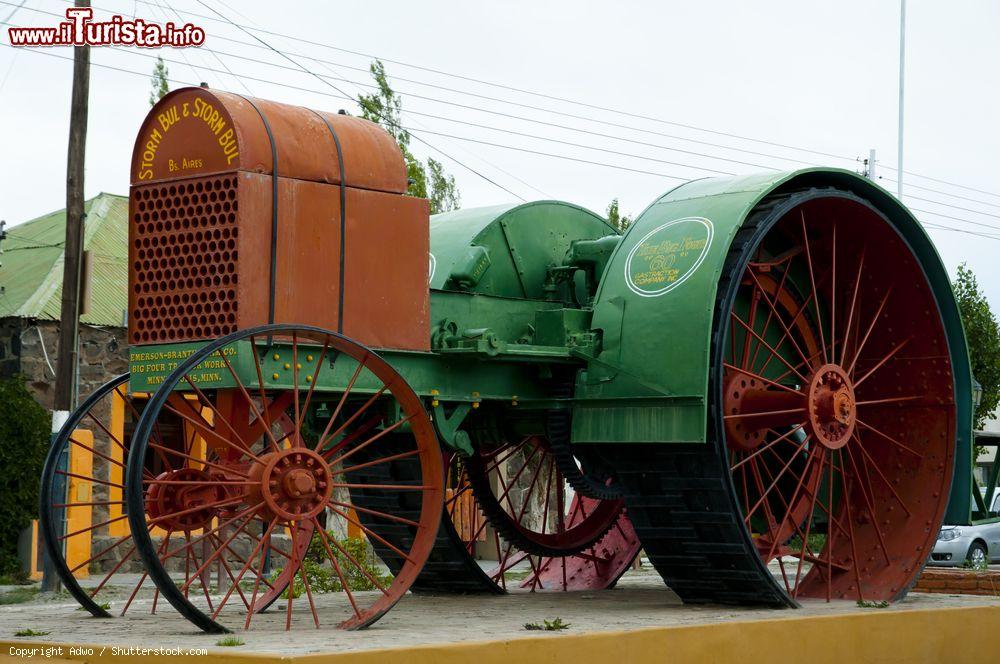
[39,87,971,632]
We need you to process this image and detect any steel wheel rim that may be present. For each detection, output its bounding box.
[125,324,443,632]
[448,448,637,590]
[39,374,150,618]
[464,435,623,557]
[717,193,957,602]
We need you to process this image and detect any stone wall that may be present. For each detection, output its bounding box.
[0,317,129,409]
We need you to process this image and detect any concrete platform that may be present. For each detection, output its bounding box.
[2,573,998,663]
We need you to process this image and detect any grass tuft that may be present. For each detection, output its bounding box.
[14,628,50,637]
[215,636,245,647]
[524,617,571,631]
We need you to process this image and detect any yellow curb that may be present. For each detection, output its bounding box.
[2,603,999,664]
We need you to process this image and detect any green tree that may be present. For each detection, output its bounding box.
[149,56,169,106]
[606,198,632,232]
[358,60,460,213]
[428,157,460,214]
[953,263,1000,429]
[0,376,49,574]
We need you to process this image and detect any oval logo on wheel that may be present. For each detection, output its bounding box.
[624,217,714,297]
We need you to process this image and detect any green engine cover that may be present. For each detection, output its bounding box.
[429,201,616,298]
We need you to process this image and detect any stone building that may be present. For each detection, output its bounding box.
[0,193,130,407]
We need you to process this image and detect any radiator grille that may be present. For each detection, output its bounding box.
[130,174,240,344]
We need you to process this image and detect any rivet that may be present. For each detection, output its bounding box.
[306,375,312,383]
[306,355,314,361]
[284,363,291,370]
[273,353,280,361]
[296,363,302,370]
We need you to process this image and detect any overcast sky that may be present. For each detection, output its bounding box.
[2,1,999,307]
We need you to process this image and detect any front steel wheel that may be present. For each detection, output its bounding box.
[125,324,443,632]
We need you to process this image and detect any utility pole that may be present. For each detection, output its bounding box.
[862,149,877,180]
[43,0,90,593]
[897,0,906,199]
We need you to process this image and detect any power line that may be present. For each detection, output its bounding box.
[17,0,1000,205]
[193,1,527,203]
[18,1,856,172]
[4,39,999,243]
[119,0,865,163]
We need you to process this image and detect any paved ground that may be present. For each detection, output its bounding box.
[2,568,998,656]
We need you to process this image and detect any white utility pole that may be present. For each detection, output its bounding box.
[897,0,906,198]
[865,149,877,180]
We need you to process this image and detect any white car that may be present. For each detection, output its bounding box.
[929,492,1000,567]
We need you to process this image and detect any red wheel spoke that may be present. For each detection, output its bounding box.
[845,285,895,375]
[792,448,826,596]
[723,406,806,421]
[731,312,808,382]
[59,513,129,541]
[732,425,805,471]
[853,337,912,388]
[68,436,126,470]
[855,419,923,458]
[214,348,283,452]
[147,440,252,478]
[55,469,122,489]
[314,520,390,595]
[295,340,331,433]
[855,395,923,407]
[311,518,363,617]
[328,499,421,528]
[852,433,912,516]
[320,414,380,460]
[326,413,417,468]
[829,223,837,361]
[179,507,261,594]
[234,517,280,626]
[52,500,125,508]
[838,450,865,602]
[800,211,829,364]
[332,448,421,477]
[162,400,261,463]
[146,496,245,530]
[313,360,377,453]
[746,269,816,371]
[843,443,891,565]
[88,544,137,598]
[326,504,417,564]
[757,441,816,561]
[747,254,796,370]
[177,379,265,462]
[839,246,866,365]
[206,533,253,612]
[723,363,802,396]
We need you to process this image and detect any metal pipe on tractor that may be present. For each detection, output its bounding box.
[39,87,971,632]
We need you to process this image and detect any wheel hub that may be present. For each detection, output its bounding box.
[806,363,856,449]
[250,448,332,521]
[145,468,222,531]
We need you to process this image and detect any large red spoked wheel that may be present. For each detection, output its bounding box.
[38,374,302,619]
[722,195,956,602]
[125,324,443,632]
[465,435,624,558]
[448,451,640,592]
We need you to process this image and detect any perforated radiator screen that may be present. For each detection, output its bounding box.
[129,173,240,344]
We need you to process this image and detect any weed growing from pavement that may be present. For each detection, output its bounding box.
[14,629,50,637]
[215,636,245,647]
[856,600,890,609]
[0,587,39,605]
[524,617,571,631]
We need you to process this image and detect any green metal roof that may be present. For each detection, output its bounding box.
[0,193,128,327]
